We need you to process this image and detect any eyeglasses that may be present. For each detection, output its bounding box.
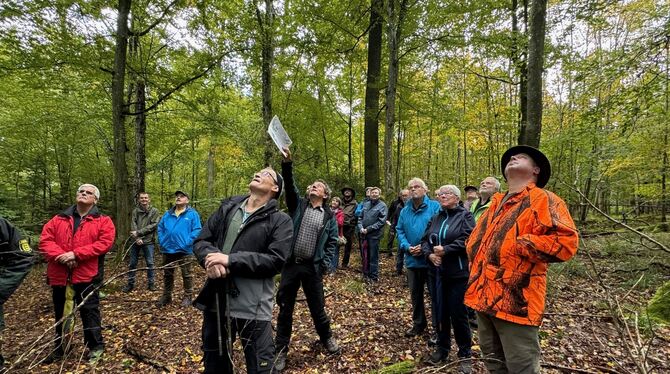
[78,190,95,196]
[408,185,423,190]
[438,192,455,197]
[260,170,278,185]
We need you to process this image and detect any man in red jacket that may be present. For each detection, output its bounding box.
[39,184,115,364]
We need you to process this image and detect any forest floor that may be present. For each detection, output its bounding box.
[3,233,669,373]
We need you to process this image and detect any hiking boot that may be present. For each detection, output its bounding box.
[43,349,64,364]
[148,284,157,291]
[428,332,438,346]
[122,284,133,293]
[426,349,449,366]
[459,359,472,374]
[323,337,340,354]
[156,296,172,307]
[87,348,104,365]
[404,326,424,337]
[274,350,287,371]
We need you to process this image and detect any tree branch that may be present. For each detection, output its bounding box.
[129,0,180,37]
[124,48,248,116]
[564,182,670,254]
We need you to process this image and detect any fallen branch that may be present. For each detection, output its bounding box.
[541,362,600,374]
[123,343,174,372]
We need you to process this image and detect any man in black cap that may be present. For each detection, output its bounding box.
[339,186,357,268]
[462,185,479,210]
[464,145,579,373]
[193,166,292,373]
[157,190,202,307]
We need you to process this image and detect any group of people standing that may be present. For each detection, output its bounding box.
[0,144,579,374]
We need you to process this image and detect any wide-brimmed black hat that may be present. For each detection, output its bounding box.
[341,187,356,197]
[463,185,478,193]
[500,145,551,188]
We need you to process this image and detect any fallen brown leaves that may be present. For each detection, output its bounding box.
[3,247,669,373]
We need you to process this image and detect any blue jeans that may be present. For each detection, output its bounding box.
[364,237,380,281]
[127,243,155,286]
[330,244,340,272]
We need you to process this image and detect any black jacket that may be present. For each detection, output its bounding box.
[0,217,34,305]
[421,205,475,279]
[192,195,293,309]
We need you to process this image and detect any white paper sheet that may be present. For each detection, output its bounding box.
[267,115,292,157]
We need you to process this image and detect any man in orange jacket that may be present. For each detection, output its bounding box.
[464,146,578,373]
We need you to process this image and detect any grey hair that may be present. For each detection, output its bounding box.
[77,184,100,200]
[407,177,428,190]
[487,177,502,192]
[313,179,332,199]
[439,184,461,199]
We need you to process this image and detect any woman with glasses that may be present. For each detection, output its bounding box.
[420,185,475,373]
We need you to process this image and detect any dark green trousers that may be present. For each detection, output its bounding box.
[477,312,541,374]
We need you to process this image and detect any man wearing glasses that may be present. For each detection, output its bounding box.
[39,184,115,364]
[157,190,202,307]
[396,178,440,339]
[193,167,293,373]
[274,146,340,371]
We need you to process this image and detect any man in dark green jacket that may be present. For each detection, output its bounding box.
[123,192,161,292]
[0,217,34,368]
[275,147,340,371]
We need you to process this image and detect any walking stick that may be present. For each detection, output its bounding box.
[215,291,224,356]
[63,272,76,352]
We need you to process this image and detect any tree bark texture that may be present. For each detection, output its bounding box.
[384,0,408,196]
[112,0,132,242]
[257,0,275,166]
[364,0,383,188]
[521,0,546,148]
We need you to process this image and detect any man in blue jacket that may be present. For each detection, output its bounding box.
[396,178,440,338]
[357,187,387,282]
[275,147,340,371]
[157,190,202,307]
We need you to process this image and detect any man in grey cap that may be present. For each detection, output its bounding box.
[157,190,202,307]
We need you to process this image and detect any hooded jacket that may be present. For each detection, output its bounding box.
[464,183,579,326]
[395,196,440,269]
[158,206,202,254]
[39,205,115,286]
[193,195,293,320]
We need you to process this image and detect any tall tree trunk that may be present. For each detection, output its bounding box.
[512,0,529,145]
[112,0,132,242]
[134,79,146,196]
[256,0,274,165]
[384,0,408,196]
[348,61,354,179]
[520,0,546,147]
[661,41,669,225]
[364,0,383,188]
[207,137,216,199]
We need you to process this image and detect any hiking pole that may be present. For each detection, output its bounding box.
[215,290,224,356]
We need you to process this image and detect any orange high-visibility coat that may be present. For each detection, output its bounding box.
[464,183,578,326]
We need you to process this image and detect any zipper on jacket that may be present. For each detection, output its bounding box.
[458,256,463,270]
